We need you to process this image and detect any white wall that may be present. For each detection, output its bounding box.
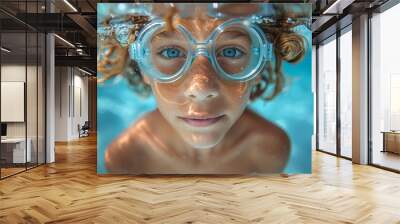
[54,67,89,141]
[1,66,26,129]
[1,65,39,138]
[55,66,69,141]
[1,82,25,122]
[72,73,89,138]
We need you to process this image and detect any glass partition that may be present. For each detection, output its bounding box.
[339,27,352,158]
[1,30,28,177]
[317,35,337,154]
[38,32,45,165]
[371,3,400,171]
[0,0,46,179]
[27,31,38,169]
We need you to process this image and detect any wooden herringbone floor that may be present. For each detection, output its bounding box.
[1,135,400,224]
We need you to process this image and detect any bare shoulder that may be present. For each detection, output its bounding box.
[242,109,291,173]
[104,111,159,173]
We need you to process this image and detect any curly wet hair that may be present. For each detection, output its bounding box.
[97,5,308,100]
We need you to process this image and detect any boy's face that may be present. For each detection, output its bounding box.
[144,14,257,149]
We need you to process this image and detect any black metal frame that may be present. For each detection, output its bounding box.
[44,0,47,165]
[367,10,373,166]
[336,24,341,158]
[315,44,319,151]
[0,0,47,180]
[25,2,28,172]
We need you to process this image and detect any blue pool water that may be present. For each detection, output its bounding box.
[97,24,313,174]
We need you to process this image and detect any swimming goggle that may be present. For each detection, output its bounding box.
[128,18,273,83]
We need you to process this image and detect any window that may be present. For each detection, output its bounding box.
[317,36,337,154]
[339,28,352,158]
[370,2,400,171]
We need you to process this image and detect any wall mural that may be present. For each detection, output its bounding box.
[97,3,313,174]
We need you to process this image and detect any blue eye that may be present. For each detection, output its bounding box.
[159,48,185,59]
[220,47,245,58]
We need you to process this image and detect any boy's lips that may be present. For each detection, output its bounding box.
[178,115,225,127]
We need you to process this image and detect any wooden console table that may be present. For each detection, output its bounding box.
[381,131,400,154]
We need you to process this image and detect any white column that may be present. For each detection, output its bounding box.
[46,33,55,163]
[45,1,56,163]
[352,14,369,164]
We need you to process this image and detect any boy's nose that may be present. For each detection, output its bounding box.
[184,76,219,101]
[183,55,219,102]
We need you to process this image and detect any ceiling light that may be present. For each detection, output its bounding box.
[323,0,341,14]
[322,0,354,15]
[54,34,75,48]
[1,47,11,53]
[63,0,78,12]
[78,67,93,76]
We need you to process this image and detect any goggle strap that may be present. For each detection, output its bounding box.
[129,42,138,60]
[264,42,273,61]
